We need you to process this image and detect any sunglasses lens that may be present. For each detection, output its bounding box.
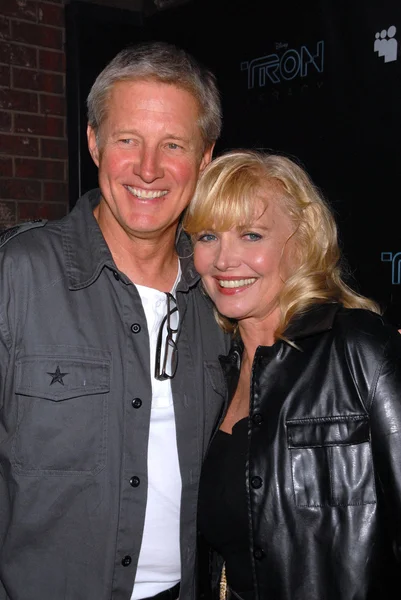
[165,338,178,378]
[155,293,179,381]
[169,307,179,332]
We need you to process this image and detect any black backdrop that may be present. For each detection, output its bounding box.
[65,0,401,326]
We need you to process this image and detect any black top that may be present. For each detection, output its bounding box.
[198,417,253,597]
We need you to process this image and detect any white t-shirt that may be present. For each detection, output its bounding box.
[131,269,182,599]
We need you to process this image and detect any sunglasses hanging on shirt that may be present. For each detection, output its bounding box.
[155,292,179,381]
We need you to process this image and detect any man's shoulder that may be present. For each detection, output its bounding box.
[0,213,69,265]
[0,219,48,249]
[0,189,98,253]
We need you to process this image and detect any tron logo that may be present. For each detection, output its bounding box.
[381,252,401,284]
[241,41,324,89]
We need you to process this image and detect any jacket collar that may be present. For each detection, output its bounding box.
[222,302,342,366]
[62,189,200,291]
[174,224,200,292]
[284,302,341,340]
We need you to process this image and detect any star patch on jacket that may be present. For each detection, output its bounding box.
[47,365,69,386]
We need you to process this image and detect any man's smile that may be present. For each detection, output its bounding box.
[125,185,168,199]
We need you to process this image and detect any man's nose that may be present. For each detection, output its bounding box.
[134,147,164,182]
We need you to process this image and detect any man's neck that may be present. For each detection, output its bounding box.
[109,234,180,291]
[94,213,179,292]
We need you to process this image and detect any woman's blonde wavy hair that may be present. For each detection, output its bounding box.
[183,149,381,338]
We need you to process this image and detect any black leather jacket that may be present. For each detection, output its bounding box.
[200,303,401,600]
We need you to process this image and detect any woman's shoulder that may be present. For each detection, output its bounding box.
[336,305,389,332]
[334,306,401,358]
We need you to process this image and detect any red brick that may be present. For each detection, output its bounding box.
[38,2,65,27]
[41,137,67,159]
[0,88,38,112]
[0,177,41,200]
[0,16,11,41]
[11,21,63,50]
[0,65,11,87]
[0,133,39,156]
[41,71,64,94]
[15,157,64,180]
[39,49,65,72]
[18,201,67,221]
[0,42,37,68]
[0,0,37,22]
[43,180,67,202]
[0,156,13,177]
[0,111,12,132]
[0,200,16,228]
[40,93,65,115]
[13,67,64,93]
[15,113,64,137]
[0,42,8,64]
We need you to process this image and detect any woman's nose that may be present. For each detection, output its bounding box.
[214,238,240,271]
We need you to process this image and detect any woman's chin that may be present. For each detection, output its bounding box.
[216,306,245,321]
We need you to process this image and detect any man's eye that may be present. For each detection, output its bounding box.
[120,138,132,144]
[167,142,182,150]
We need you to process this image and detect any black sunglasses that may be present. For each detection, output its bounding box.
[155,292,179,381]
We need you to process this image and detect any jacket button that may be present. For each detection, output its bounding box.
[132,398,142,409]
[251,476,263,489]
[252,413,263,425]
[253,548,265,560]
[131,323,141,333]
[130,476,140,487]
[121,555,132,567]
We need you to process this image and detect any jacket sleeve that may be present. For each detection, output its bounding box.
[0,268,11,415]
[369,326,401,561]
[0,316,8,413]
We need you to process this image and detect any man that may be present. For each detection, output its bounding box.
[0,42,229,600]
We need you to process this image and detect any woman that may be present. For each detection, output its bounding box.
[182,150,401,600]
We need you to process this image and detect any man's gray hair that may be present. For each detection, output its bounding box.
[87,41,222,149]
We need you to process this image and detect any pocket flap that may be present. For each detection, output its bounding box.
[16,351,110,401]
[287,415,370,448]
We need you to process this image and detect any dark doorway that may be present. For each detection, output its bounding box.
[65,0,401,326]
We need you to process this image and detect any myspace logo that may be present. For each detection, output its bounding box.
[381,252,401,284]
[374,26,398,63]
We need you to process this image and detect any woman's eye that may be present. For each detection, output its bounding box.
[243,232,262,241]
[196,232,216,242]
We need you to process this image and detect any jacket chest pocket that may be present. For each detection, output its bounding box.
[287,416,376,507]
[13,349,111,475]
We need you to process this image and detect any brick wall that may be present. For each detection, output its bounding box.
[0,0,68,230]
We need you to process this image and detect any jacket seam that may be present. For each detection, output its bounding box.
[287,414,368,425]
[366,339,389,413]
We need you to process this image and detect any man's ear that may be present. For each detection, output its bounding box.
[199,143,215,175]
[87,125,100,167]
